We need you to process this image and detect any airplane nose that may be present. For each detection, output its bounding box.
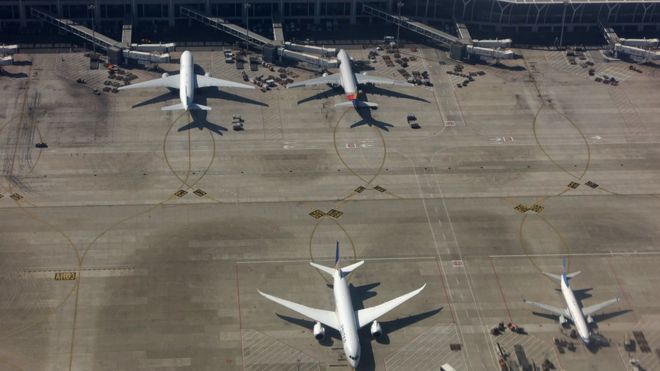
[582,337,590,345]
[348,358,358,368]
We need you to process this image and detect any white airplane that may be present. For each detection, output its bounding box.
[258,243,426,368]
[118,50,254,111]
[523,258,620,345]
[286,49,412,109]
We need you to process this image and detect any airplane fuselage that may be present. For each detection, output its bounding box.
[332,270,361,368]
[337,49,358,101]
[179,50,195,110]
[561,275,590,344]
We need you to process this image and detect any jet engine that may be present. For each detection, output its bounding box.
[161,72,169,78]
[313,321,325,340]
[322,72,329,77]
[559,315,568,325]
[587,315,594,324]
[370,321,383,338]
[204,72,211,77]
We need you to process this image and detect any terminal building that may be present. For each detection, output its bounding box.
[0,0,659,35]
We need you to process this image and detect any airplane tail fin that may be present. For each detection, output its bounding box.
[334,100,378,109]
[543,258,581,282]
[309,241,364,277]
[543,271,581,281]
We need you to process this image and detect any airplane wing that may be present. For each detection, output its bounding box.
[523,299,571,319]
[258,290,340,330]
[286,74,342,89]
[355,73,412,87]
[118,74,180,90]
[355,284,426,328]
[582,297,620,317]
[195,75,254,89]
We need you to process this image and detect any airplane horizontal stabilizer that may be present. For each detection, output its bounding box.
[161,103,211,111]
[341,261,364,276]
[190,103,211,110]
[310,261,336,276]
[334,100,378,109]
[543,271,581,282]
[161,103,186,111]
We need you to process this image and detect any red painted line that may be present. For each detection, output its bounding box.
[435,259,458,324]
[490,258,512,322]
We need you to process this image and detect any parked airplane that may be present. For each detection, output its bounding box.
[118,50,254,111]
[258,242,426,368]
[523,258,620,345]
[286,49,412,109]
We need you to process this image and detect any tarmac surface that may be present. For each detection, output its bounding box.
[1,45,660,371]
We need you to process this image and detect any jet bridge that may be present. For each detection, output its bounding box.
[180,6,337,68]
[362,6,513,63]
[601,22,660,64]
[0,44,19,55]
[272,13,285,46]
[278,49,338,68]
[456,22,473,44]
[283,42,336,58]
[180,6,273,49]
[30,8,170,64]
[121,18,132,47]
[31,7,122,51]
[362,5,461,48]
[0,44,18,65]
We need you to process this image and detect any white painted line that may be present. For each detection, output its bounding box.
[488,251,660,258]
[236,256,438,264]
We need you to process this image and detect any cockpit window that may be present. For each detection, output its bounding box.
[349,355,358,360]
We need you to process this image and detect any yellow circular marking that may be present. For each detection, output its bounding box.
[332,108,388,187]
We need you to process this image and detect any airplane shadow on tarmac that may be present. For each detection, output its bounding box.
[130,85,268,135]
[350,105,394,132]
[297,84,429,132]
[274,281,441,371]
[178,88,269,135]
[0,70,28,78]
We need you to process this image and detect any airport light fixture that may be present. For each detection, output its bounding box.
[88,4,96,59]
[559,0,568,48]
[396,1,404,47]
[244,2,252,54]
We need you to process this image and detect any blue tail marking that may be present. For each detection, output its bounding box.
[561,256,569,287]
[335,241,340,268]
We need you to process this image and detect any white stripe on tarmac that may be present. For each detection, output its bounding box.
[489,251,660,258]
